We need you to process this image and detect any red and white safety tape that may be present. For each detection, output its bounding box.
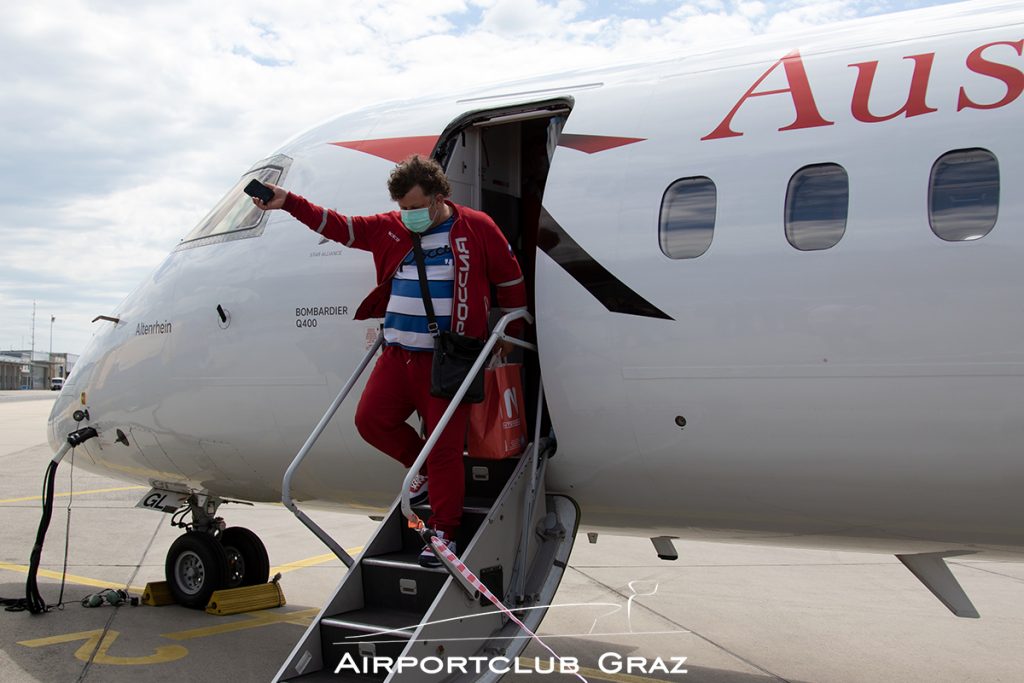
[429,533,588,683]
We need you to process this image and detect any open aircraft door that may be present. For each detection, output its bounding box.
[431,98,575,437]
[431,88,663,497]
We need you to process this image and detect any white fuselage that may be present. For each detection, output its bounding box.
[49,0,1024,559]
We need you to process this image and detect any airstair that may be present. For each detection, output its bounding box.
[274,312,579,682]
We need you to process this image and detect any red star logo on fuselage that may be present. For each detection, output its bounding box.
[330,134,645,162]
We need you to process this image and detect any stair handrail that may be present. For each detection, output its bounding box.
[513,378,548,600]
[281,330,384,567]
[400,309,536,526]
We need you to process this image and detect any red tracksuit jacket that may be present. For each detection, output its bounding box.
[282,193,528,339]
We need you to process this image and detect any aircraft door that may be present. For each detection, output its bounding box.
[524,81,661,501]
[434,101,572,438]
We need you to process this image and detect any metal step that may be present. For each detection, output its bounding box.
[320,607,421,681]
[413,499,493,516]
[276,446,577,683]
[360,552,450,613]
[362,552,449,573]
[320,610,418,637]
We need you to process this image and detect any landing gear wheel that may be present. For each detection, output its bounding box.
[220,526,270,589]
[165,531,229,609]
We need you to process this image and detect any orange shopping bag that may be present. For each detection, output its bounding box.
[467,362,527,459]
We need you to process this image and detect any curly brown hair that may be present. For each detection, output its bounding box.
[387,154,452,201]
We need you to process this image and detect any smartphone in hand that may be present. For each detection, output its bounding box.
[244,179,275,203]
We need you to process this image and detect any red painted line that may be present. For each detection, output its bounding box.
[557,134,645,154]
[332,133,644,162]
[330,136,440,163]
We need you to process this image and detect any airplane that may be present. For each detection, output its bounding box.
[41,0,1023,678]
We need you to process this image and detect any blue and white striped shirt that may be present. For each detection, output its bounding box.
[384,218,455,351]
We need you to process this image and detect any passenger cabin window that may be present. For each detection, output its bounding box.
[659,176,716,259]
[178,157,290,248]
[929,148,999,242]
[785,164,848,251]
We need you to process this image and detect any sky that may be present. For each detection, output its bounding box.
[0,0,963,357]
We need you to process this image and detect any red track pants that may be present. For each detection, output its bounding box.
[354,346,469,536]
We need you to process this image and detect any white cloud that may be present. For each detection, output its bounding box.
[765,0,861,33]
[480,0,586,36]
[0,0,960,355]
[739,1,769,18]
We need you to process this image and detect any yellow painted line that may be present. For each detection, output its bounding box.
[270,547,362,575]
[0,562,146,593]
[19,629,188,665]
[510,659,685,683]
[2,545,360,598]
[576,665,685,683]
[0,485,147,504]
[19,629,109,649]
[162,607,320,641]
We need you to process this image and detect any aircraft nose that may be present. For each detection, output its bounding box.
[46,347,98,455]
[47,386,79,455]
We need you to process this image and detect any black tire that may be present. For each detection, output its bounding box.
[165,531,229,609]
[220,526,270,589]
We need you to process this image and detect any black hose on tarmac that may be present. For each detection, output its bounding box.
[23,459,62,614]
[6,427,98,614]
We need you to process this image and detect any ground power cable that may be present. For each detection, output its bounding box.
[0,454,58,609]
[54,448,76,610]
[8,427,98,614]
[1,455,63,612]
[23,455,62,613]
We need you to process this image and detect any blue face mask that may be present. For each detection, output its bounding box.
[401,200,434,233]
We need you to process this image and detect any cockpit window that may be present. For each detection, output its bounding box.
[177,156,291,250]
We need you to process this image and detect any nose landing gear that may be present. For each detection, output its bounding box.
[221,526,270,590]
[166,531,230,608]
[163,494,270,608]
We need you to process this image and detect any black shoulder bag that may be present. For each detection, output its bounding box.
[410,234,486,403]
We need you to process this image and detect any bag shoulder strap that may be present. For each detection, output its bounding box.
[409,235,440,338]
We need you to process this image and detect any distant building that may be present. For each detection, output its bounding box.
[47,352,78,385]
[0,351,78,390]
[0,354,26,390]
